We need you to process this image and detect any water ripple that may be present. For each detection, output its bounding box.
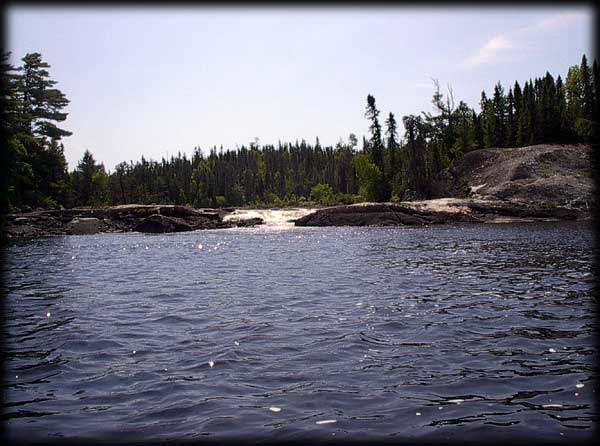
[2,221,596,441]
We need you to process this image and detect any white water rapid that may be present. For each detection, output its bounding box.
[222,208,316,229]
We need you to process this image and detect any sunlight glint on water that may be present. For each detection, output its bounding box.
[2,220,595,442]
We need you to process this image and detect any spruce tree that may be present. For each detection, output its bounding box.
[593,60,599,117]
[385,112,399,179]
[580,54,593,118]
[506,88,515,147]
[473,110,484,149]
[480,91,495,148]
[364,94,385,200]
[492,82,506,147]
[365,94,384,171]
[513,81,522,146]
[555,75,570,142]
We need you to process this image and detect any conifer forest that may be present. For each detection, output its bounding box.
[1,52,598,212]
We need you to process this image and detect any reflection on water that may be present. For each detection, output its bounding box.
[2,220,596,442]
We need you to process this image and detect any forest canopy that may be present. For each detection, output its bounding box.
[1,52,597,213]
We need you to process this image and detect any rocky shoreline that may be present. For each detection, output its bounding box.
[3,198,591,241]
[3,144,594,240]
[294,198,590,227]
[293,143,594,228]
[3,204,264,241]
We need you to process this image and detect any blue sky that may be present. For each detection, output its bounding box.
[6,6,595,171]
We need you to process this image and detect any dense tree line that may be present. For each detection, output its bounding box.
[1,52,597,213]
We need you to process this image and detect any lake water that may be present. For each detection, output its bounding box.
[2,212,596,442]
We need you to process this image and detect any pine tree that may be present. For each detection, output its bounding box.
[384,112,399,190]
[402,114,429,198]
[555,75,570,142]
[541,72,558,142]
[506,88,515,147]
[593,60,599,117]
[2,52,73,207]
[517,81,532,146]
[580,54,593,118]
[473,110,484,150]
[365,94,384,172]
[566,65,583,137]
[480,91,495,147]
[1,52,33,209]
[19,53,72,141]
[451,101,475,156]
[364,94,385,200]
[512,81,522,146]
[492,82,506,147]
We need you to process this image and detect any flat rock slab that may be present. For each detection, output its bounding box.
[3,204,255,240]
[66,217,101,235]
[294,200,586,227]
[294,203,460,227]
[134,214,193,233]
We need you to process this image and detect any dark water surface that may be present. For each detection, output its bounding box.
[2,221,596,442]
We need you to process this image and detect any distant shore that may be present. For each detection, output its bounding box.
[2,196,591,241]
[3,144,594,241]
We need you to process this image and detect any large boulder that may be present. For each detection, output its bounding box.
[294,200,586,227]
[294,203,451,227]
[135,214,193,233]
[66,217,101,235]
[228,217,264,227]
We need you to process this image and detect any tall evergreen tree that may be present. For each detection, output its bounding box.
[364,94,386,199]
[555,75,570,142]
[566,65,583,134]
[506,88,515,147]
[492,82,507,147]
[580,54,593,118]
[385,112,399,176]
[72,150,109,207]
[3,52,72,207]
[512,81,522,146]
[19,53,72,141]
[1,52,33,210]
[473,110,484,150]
[385,112,404,198]
[365,94,384,171]
[593,60,599,117]
[480,91,495,148]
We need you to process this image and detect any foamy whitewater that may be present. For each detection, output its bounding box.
[222,208,317,229]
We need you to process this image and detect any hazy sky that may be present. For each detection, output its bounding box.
[6,6,595,171]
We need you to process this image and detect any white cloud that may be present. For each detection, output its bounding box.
[463,34,514,67]
[462,10,589,68]
[534,11,587,31]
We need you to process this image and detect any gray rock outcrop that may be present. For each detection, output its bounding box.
[66,217,101,235]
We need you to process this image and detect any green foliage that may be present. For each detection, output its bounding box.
[4,137,33,207]
[215,195,227,207]
[391,171,408,202]
[91,170,109,206]
[310,183,335,206]
[335,193,362,204]
[1,51,72,209]
[352,154,383,202]
[19,53,72,141]
[365,94,384,173]
[72,150,109,207]
[574,118,597,143]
